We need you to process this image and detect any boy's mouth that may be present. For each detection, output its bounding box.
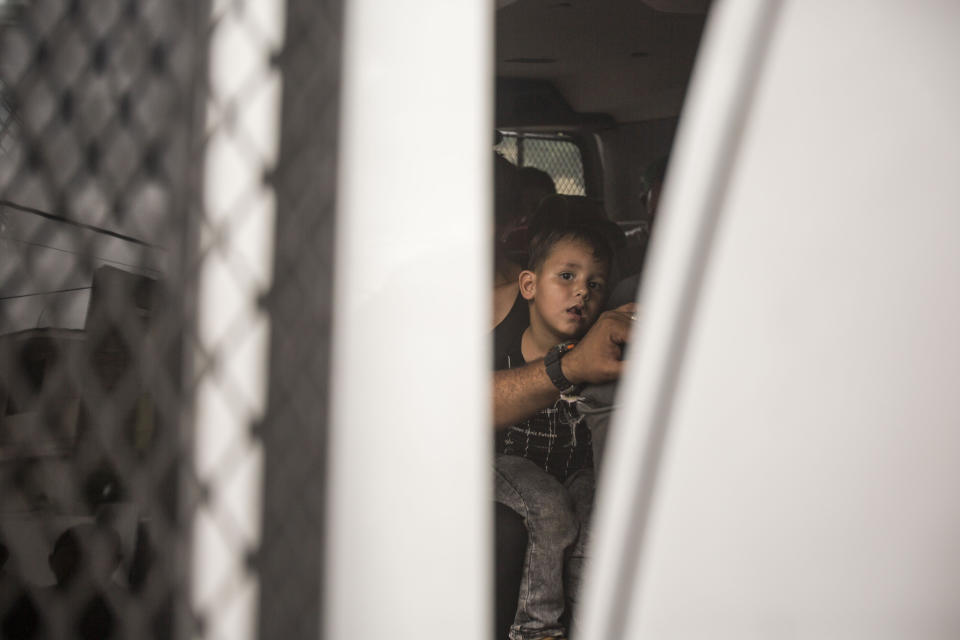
[566,304,584,319]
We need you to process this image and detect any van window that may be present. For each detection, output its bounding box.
[495,131,585,196]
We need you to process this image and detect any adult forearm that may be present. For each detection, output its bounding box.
[492,304,637,429]
[492,361,559,429]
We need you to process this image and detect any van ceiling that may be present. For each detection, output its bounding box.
[496,0,708,124]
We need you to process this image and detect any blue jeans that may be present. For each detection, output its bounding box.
[494,454,594,640]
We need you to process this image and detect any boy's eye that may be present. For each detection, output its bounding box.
[559,272,573,280]
[588,281,604,290]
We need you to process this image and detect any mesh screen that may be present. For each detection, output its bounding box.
[0,1,339,638]
[494,132,585,196]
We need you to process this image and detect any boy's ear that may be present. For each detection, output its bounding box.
[518,270,537,301]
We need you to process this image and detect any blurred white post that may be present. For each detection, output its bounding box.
[581,0,960,638]
[328,0,493,639]
[193,1,286,638]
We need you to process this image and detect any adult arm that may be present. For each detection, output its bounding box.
[493,360,560,429]
[493,304,636,429]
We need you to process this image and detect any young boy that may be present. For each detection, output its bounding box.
[494,198,616,640]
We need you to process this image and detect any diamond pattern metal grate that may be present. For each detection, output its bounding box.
[0,1,340,638]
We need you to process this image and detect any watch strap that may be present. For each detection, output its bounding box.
[545,341,578,393]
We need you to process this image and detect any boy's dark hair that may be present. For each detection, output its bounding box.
[526,195,622,271]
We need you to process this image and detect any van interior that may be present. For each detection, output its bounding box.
[492,1,710,636]
[495,0,708,216]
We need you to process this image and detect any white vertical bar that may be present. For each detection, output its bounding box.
[193,1,285,638]
[327,0,493,638]
[577,0,781,637]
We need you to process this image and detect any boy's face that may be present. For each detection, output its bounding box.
[520,237,609,341]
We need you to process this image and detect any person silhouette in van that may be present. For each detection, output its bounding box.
[499,166,557,259]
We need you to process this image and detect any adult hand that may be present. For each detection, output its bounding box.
[562,303,637,385]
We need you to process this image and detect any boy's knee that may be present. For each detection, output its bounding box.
[495,456,579,545]
[524,482,578,546]
[539,498,579,548]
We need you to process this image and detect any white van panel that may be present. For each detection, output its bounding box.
[327,1,493,639]
[584,0,960,638]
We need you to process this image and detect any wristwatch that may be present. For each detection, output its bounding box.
[544,341,580,394]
